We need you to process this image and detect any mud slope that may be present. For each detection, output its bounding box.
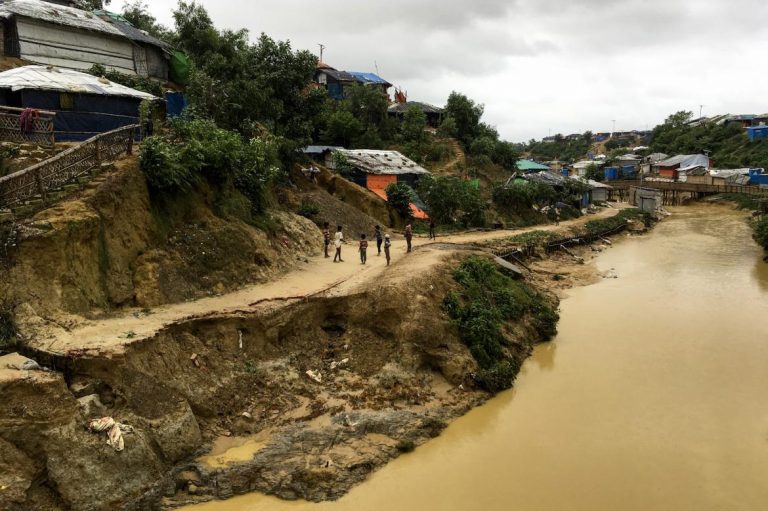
[1,249,555,511]
[1,157,321,329]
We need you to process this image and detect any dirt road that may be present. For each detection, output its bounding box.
[26,207,623,357]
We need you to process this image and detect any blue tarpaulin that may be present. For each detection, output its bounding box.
[16,90,141,141]
[165,92,188,118]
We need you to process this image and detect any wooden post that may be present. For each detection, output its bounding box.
[126,128,133,155]
[94,136,101,164]
[34,168,46,204]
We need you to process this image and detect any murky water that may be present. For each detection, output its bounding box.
[185,204,768,511]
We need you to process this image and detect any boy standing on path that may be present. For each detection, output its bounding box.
[359,234,368,264]
[322,222,330,258]
[428,219,436,240]
[384,234,391,266]
[374,225,383,255]
[333,225,344,262]
[405,222,413,253]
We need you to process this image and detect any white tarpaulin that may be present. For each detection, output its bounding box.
[0,65,156,99]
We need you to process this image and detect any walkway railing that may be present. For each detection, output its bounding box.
[608,179,768,196]
[0,106,56,147]
[0,124,137,211]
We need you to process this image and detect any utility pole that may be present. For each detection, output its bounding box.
[699,104,704,118]
[318,43,325,63]
[611,119,616,134]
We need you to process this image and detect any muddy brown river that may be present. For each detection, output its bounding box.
[185,204,768,511]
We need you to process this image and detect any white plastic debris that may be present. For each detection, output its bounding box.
[305,370,322,383]
[87,417,131,452]
[330,358,349,370]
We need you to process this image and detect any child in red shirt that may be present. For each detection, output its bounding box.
[359,234,368,264]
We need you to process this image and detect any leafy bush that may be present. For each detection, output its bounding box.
[385,182,415,219]
[88,64,164,97]
[140,117,282,215]
[297,200,320,218]
[754,216,768,250]
[0,305,16,349]
[418,175,485,227]
[445,256,559,393]
[583,208,648,235]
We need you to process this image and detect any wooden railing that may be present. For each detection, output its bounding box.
[0,106,56,147]
[608,179,768,196]
[0,124,137,210]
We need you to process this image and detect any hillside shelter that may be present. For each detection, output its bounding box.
[516,159,550,172]
[331,148,430,219]
[0,65,156,141]
[0,0,173,80]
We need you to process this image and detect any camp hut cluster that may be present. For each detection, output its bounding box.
[0,65,155,140]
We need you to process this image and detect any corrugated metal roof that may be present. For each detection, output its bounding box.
[335,149,429,175]
[387,101,444,115]
[0,65,156,99]
[346,72,392,87]
[302,145,343,154]
[656,154,709,169]
[93,9,169,50]
[0,0,124,37]
[516,159,550,171]
[318,68,358,83]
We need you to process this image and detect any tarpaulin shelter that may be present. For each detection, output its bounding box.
[332,148,430,218]
[0,0,173,81]
[0,65,156,141]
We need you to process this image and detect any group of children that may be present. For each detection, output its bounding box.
[323,222,413,266]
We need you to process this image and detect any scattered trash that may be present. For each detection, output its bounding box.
[330,358,349,370]
[241,411,253,420]
[87,417,132,452]
[305,369,322,383]
[238,330,243,350]
[343,414,358,428]
[190,353,200,367]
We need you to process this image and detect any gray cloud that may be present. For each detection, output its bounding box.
[143,0,768,141]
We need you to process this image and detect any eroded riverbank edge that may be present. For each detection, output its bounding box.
[0,211,652,511]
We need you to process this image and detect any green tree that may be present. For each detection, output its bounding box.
[584,163,602,181]
[754,216,768,250]
[121,1,170,40]
[444,92,484,147]
[76,0,110,9]
[324,110,362,147]
[385,182,415,219]
[400,106,427,143]
[492,141,521,171]
[419,175,485,226]
[437,116,458,138]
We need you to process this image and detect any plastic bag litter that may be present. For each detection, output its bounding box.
[88,417,131,451]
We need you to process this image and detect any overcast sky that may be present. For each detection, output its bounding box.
[144,0,768,142]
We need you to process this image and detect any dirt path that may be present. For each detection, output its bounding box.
[26,207,623,357]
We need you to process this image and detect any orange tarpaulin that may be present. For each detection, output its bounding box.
[365,174,429,219]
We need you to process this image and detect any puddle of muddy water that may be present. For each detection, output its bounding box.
[182,204,768,511]
[198,431,271,469]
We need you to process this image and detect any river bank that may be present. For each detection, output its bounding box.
[0,207,643,511]
[179,203,768,511]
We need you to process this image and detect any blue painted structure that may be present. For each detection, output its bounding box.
[0,89,142,141]
[165,92,188,118]
[746,126,768,141]
[561,168,570,177]
[749,168,768,185]
[604,167,618,181]
[621,165,637,178]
